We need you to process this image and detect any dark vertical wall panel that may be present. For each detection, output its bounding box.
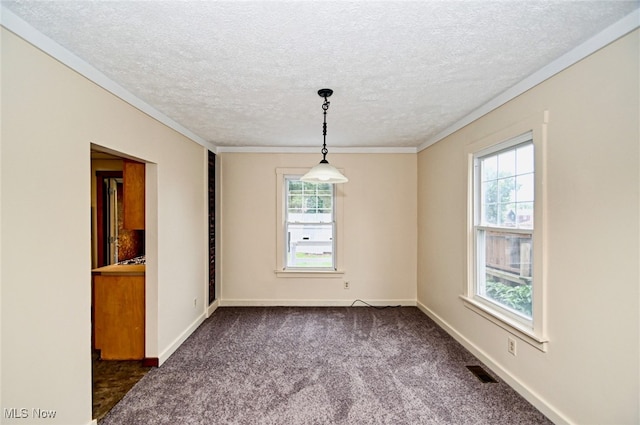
[208,151,216,304]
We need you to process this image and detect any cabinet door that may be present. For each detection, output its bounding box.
[94,275,145,360]
[123,160,145,230]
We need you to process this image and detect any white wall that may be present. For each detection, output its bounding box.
[2,14,637,425]
[1,28,209,424]
[220,152,417,305]
[417,30,639,424]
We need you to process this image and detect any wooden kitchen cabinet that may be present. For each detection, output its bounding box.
[123,159,145,230]
[93,266,145,360]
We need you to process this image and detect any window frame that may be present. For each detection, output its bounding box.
[473,136,535,325]
[462,113,549,351]
[275,168,344,278]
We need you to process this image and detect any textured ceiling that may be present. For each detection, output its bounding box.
[2,1,638,149]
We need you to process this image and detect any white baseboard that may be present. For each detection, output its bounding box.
[158,312,206,365]
[219,299,416,307]
[415,301,571,425]
[206,299,219,317]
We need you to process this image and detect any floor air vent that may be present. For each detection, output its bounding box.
[466,365,498,383]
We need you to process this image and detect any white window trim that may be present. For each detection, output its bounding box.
[461,111,549,352]
[275,168,345,278]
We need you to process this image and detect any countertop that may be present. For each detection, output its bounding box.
[92,264,145,276]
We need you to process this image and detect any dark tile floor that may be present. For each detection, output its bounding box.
[92,351,152,422]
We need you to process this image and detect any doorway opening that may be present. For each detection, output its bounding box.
[91,148,151,421]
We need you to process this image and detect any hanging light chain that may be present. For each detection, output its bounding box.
[300,88,348,183]
[321,96,330,162]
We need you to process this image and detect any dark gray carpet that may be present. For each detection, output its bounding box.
[100,307,552,424]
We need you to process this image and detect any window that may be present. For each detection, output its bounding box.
[285,177,335,270]
[275,168,344,277]
[464,125,548,351]
[475,138,534,323]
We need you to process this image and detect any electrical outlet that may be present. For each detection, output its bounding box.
[343,281,350,289]
[507,336,517,356]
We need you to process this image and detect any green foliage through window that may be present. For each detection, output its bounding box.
[485,278,532,317]
[287,181,333,216]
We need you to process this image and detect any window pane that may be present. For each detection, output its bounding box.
[497,177,515,204]
[482,156,497,181]
[516,173,534,202]
[498,149,516,178]
[516,202,534,229]
[482,180,497,204]
[500,203,517,227]
[288,180,303,193]
[287,194,303,211]
[478,229,532,318]
[315,183,332,193]
[517,144,534,175]
[286,223,333,268]
[317,195,333,210]
[482,203,498,226]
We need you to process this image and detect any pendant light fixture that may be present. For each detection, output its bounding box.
[300,88,349,183]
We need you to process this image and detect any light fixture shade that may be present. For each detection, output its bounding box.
[300,161,349,183]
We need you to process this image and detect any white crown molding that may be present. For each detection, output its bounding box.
[216,146,417,154]
[3,5,637,155]
[0,8,413,156]
[0,6,216,152]
[417,8,640,153]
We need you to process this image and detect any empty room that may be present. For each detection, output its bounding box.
[1,2,638,425]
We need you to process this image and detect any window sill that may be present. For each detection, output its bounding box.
[460,295,548,352]
[275,269,345,278]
